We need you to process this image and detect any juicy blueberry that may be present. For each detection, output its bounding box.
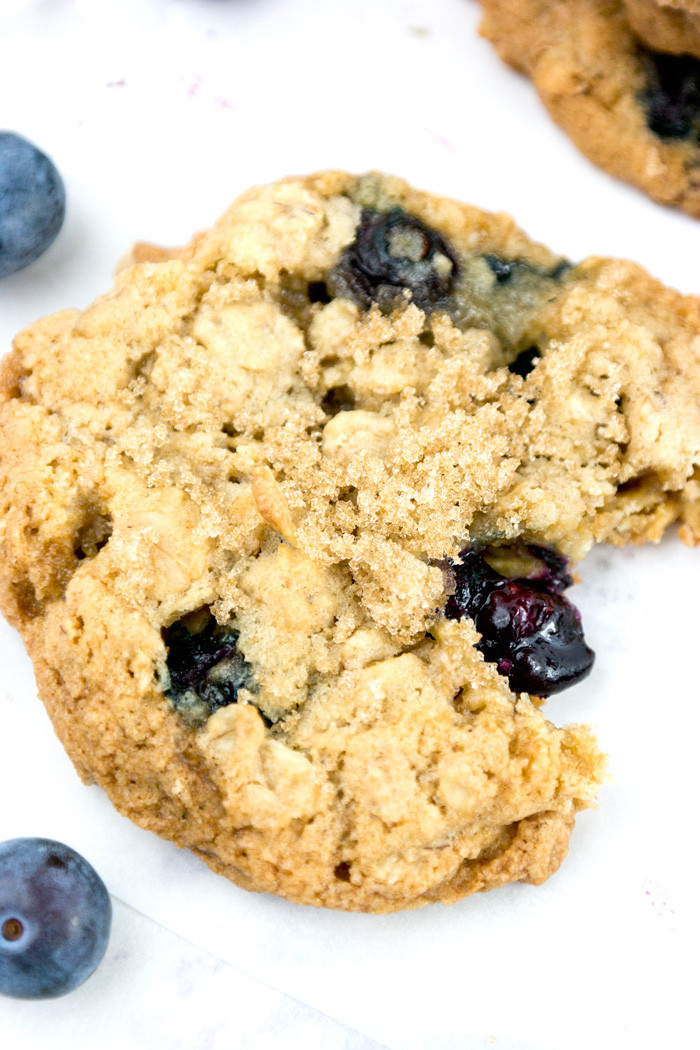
[641,49,700,142]
[328,207,457,312]
[0,838,111,999]
[164,612,254,728]
[445,547,594,697]
[0,132,66,278]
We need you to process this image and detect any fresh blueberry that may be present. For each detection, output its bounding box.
[164,611,254,727]
[328,207,457,312]
[0,132,66,278]
[641,49,700,142]
[445,547,594,696]
[0,838,111,999]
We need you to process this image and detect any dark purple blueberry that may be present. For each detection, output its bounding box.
[445,548,504,621]
[445,548,594,697]
[641,49,700,142]
[474,580,594,696]
[164,612,254,727]
[0,838,111,999]
[0,132,66,278]
[328,207,457,312]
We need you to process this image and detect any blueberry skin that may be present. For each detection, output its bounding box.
[328,207,457,313]
[475,579,595,696]
[0,132,66,278]
[445,547,594,697]
[0,838,111,999]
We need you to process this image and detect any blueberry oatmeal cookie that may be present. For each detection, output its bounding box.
[479,0,700,215]
[1,171,699,912]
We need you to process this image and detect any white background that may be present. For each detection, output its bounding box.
[1,2,698,1048]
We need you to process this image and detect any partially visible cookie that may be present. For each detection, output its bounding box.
[622,0,700,58]
[1,172,700,911]
[479,0,700,215]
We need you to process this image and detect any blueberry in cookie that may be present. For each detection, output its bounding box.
[164,610,255,729]
[327,207,458,312]
[444,547,594,697]
[479,0,700,215]
[1,172,699,911]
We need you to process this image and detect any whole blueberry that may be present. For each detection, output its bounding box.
[0,838,111,999]
[0,132,66,278]
[445,547,594,697]
[474,579,595,696]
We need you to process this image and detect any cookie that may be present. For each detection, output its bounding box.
[622,0,700,58]
[479,0,700,216]
[2,172,699,912]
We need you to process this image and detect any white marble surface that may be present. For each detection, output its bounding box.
[1,899,389,1050]
[1,1,699,1048]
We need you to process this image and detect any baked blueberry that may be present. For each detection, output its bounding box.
[641,49,700,142]
[328,207,457,312]
[164,612,254,727]
[0,838,111,999]
[0,132,66,278]
[445,547,506,622]
[524,543,575,591]
[445,548,594,697]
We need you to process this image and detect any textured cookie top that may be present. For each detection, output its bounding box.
[1,171,698,910]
